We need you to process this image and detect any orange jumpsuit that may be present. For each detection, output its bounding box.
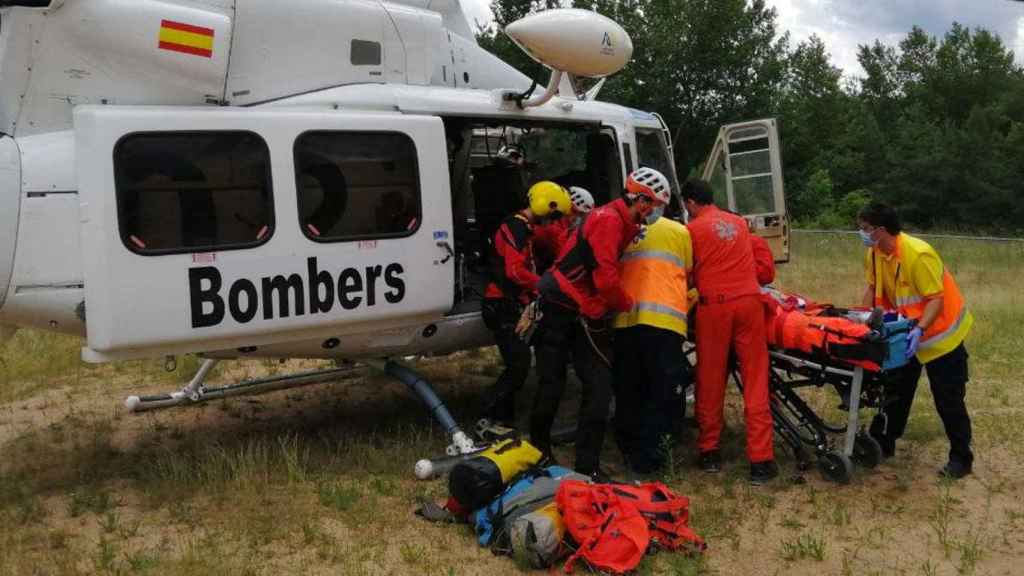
[688,206,774,463]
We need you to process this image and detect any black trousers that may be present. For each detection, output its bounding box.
[481,298,532,425]
[529,302,614,475]
[870,343,973,465]
[613,325,689,473]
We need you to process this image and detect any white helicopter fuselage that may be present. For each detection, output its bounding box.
[0,0,683,363]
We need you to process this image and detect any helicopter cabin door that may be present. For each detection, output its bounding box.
[702,119,789,262]
[75,106,454,361]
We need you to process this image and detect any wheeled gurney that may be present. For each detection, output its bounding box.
[755,296,912,483]
[762,348,889,483]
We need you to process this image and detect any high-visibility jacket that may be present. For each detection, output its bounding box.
[687,205,760,303]
[864,232,973,363]
[614,218,692,336]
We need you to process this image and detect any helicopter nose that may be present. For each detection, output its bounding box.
[0,134,20,313]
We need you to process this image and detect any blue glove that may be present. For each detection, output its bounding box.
[906,326,923,357]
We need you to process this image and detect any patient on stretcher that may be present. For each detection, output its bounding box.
[759,288,902,372]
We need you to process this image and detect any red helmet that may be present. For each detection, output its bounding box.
[626,167,671,205]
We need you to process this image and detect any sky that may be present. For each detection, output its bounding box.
[461,0,1024,78]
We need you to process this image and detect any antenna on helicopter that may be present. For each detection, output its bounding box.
[496,8,633,109]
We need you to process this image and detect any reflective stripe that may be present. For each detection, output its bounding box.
[920,306,968,350]
[896,294,924,307]
[621,250,686,268]
[632,301,688,321]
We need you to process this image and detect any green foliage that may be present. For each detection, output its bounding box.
[473,2,1024,232]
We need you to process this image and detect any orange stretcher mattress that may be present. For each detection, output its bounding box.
[761,293,887,372]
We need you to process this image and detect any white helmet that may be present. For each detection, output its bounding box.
[568,186,595,214]
[626,167,672,205]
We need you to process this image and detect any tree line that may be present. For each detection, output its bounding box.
[477,0,1024,234]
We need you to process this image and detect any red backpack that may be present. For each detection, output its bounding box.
[556,481,707,574]
[606,482,706,553]
[555,480,649,574]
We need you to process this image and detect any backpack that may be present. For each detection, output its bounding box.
[606,482,706,553]
[509,502,567,568]
[448,438,543,512]
[473,465,587,549]
[555,480,650,574]
[556,480,707,574]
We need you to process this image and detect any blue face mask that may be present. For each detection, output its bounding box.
[859,229,877,247]
[644,205,664,225]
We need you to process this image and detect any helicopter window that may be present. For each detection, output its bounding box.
[113,131,274,256]
[351,40,382,66]
[636,129,679,195]
[623,142,634,175]
[707,148,731,210]
[727,135,775,215]
[295,131,421,242]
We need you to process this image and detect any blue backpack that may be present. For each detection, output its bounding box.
[472,465,587,548]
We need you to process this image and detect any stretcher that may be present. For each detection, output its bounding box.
[761,348,889,483]
[685,292,912,484]
[756,295,912,483]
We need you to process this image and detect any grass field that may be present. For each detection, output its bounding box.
[1,232,1023,575]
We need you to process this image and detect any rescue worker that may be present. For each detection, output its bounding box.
[613,208,693,475]
[682,178,777,485]
[481,181,571,425]
[858,202,975,479]
[533,186,594,272]
[568,186,596,226]
[530,168,671,478]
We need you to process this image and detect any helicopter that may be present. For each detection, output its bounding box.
[0,0,789,457]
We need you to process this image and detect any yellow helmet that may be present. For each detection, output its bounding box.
[527,181,571,217]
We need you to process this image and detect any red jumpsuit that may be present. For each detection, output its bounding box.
[688,205,773,463]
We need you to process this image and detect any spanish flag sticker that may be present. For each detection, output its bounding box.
[158,19,215,58]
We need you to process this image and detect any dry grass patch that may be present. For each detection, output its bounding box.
[1,233,1023,574]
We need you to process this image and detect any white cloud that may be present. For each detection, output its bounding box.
[461,0,496,33]
[766,0,1024,77]
[457,0,1024,77]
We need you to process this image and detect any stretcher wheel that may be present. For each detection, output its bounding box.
[818,452,853,484]
[852,432,883,469]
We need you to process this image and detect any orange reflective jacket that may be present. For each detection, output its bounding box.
[866,233,973,363]
[614,218,691,336]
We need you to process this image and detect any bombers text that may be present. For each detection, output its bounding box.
[189,257,406,328]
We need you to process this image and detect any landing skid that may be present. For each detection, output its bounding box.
[126,357,480,465]
[125,359,361,412]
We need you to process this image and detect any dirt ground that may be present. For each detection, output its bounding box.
[2,234,1023,575]
[1,351,1022,576]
